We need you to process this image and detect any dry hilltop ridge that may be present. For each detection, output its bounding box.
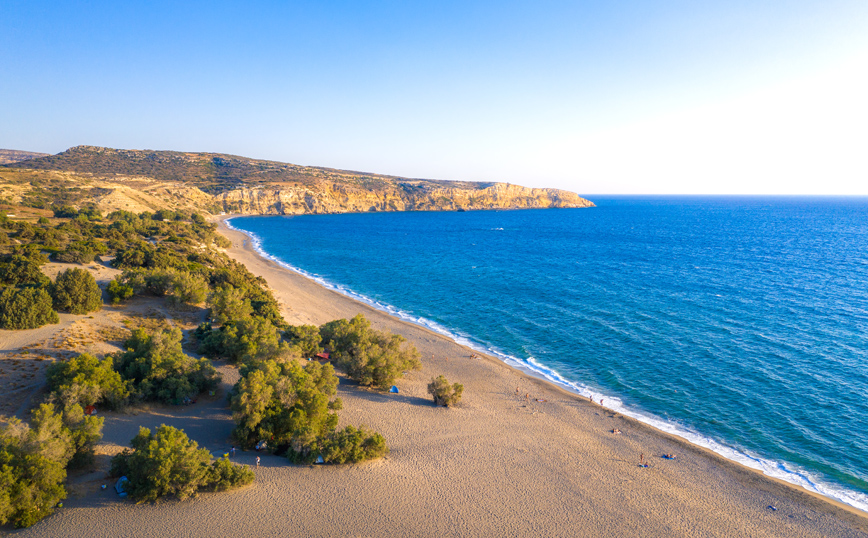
[0,146,594,216]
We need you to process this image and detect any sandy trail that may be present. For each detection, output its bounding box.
[4,219,867,537]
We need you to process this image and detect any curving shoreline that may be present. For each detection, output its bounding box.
[223,213,868,514]
[210,215,868,537]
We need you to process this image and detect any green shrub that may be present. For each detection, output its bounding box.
[46,353,129,410]
[0,286,59,329]
[114,328,220,404]
[51,268,102,314]
[315,426,388,464]
[321,315,421,390]
[427,375,464,407]
[107,277,135,303]
[204,456,255,492]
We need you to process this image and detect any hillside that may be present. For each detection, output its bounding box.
[0,149,50,165]
[1,146,594,215]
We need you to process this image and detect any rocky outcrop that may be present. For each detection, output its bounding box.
[218,182,594,214]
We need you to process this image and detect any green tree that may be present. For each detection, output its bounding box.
[207,285,253,325]
[230,360,345,461]
[198,316,289,364]
[0,255,50,288]
[61,404,105,469]
[427,375,464,407]
[166,270,208,306]
[0,403,102,527]
[0,287,59,329]
[0,422,68,528]
[46,353,129,410]
[51,268,102,314]
[321,315,421,390]
[114,328,220,403]
[110,425,212,502]
[284,324,323,358]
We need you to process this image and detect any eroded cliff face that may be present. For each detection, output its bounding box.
[218,181,594,214]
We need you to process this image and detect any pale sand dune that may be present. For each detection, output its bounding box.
[7,219,867,538]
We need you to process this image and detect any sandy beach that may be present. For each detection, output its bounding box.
[5,217,868,538]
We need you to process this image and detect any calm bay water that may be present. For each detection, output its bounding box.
[229,196,868,511]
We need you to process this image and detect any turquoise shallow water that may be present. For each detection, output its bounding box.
[228,196,868,511]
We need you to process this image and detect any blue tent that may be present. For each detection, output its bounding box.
[389,386,399,393]
[115,476,129,497]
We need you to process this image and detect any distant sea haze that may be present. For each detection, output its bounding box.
[228,196,868,512]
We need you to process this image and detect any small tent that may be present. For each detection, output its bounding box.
[315,455,325,464]
[389,386,399,393]
[115,476,129,497]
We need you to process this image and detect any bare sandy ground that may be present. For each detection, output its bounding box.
[4,219,867,537]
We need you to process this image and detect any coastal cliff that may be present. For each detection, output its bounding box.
[218,181,592,214]
[0,146,594,215]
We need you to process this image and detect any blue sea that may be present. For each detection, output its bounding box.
[227,196,868,512]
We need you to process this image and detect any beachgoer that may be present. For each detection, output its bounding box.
[256,456,260,467]
[231,446,236,457]
[640,453,644,465]
[600,399,604,406]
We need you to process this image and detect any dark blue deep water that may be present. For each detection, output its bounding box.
[229,197,868,510]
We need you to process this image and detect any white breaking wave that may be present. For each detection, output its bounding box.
[224,217,868,514]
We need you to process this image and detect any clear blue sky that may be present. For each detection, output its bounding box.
[2,1,867,194]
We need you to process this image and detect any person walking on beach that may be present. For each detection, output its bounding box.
[256,456,260,467]
[231,446,236,457]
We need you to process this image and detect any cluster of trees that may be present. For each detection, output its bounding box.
[46,329,220,409]
[110,425,253,503]
[319,315,421,390]
[0,248,101,329]
[229,359,385,464]
[221,314,425,465]
[114,328,220,405]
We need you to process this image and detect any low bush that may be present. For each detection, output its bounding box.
[0,286,59,329]
[205,456,255,492]
[427,375,464,407]
[315,426,388,464]
[51,267,102,314]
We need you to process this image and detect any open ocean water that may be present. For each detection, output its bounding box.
[228,196,868,511]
